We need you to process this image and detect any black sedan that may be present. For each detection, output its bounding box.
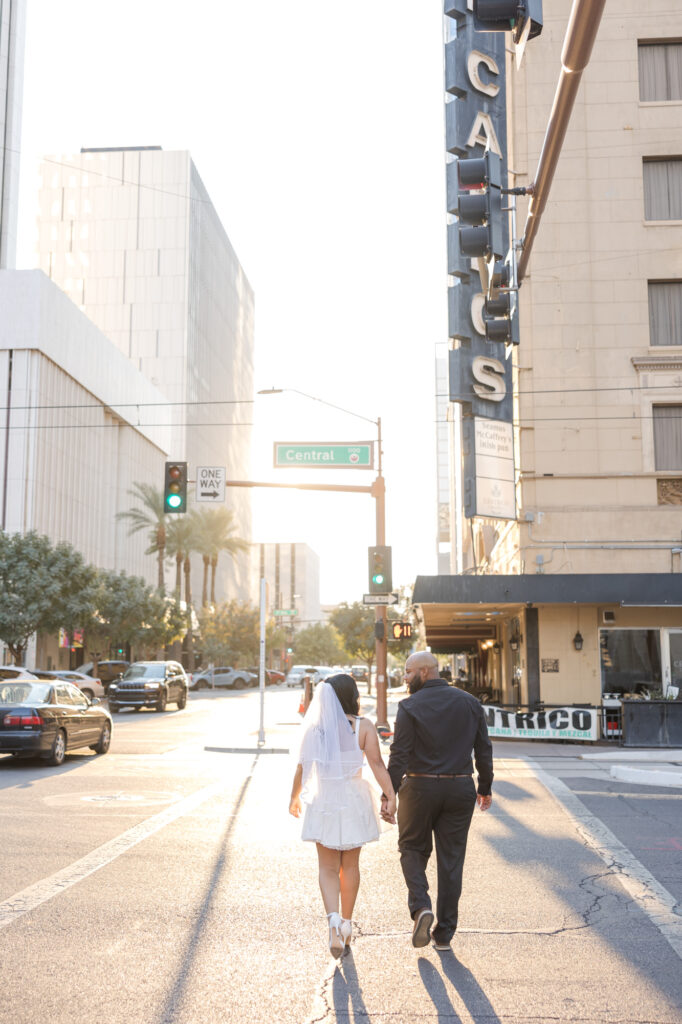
[0,679,112,766]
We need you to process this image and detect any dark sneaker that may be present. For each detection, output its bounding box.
[412,908,434,948]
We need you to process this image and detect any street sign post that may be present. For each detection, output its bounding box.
[273,443,374,469]
[363,593,399,606]
[196,466,226,503]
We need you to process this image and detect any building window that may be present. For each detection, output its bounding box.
[643,158,682,219]
[638,41,682,102]
[648,281,682,345]
[653,404,682,470]
[600,630,661,695]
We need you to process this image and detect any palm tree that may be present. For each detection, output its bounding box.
[193,506,249,607]
[116,483,167,592]
[165,513,198,668]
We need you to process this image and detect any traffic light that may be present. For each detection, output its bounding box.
[483,258,520,344]
[472,0,543,44]
[457,152,504,266]
[164,461,187,514]
[368,546,392,594]
[390,621,413,641]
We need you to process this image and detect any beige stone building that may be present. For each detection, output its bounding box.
[420,0,682,719]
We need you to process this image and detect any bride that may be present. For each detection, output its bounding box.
[289,673,397,958]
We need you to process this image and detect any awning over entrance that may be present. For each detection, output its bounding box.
[413,574,682,654]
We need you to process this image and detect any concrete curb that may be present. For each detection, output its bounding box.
[580,749,682,761]
[610,765,682,788]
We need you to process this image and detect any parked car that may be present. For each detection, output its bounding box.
[0,667,37,680]
[29,669,105,702]
[191,666,257,690]
[78,660,130,693]
[246,668,285,686]
[285,666,329,688]
[108,661,188,712]
[351,665,369,682]
[0,679,112,766]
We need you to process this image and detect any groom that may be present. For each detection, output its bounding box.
[383,652,493,950]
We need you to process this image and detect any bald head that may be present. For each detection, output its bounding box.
[404,651,439,693]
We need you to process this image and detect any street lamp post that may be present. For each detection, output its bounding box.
[258,388,390,730]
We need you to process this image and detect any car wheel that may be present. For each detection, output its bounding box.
[91,722,111,754]
[155,690,168,712]
[177,689,187,710]
[45,729,66,767]
[233,677,248,690]
[108,702,118,713]
[81,688,94,701]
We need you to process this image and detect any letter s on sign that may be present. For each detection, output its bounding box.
[472,356,506,403]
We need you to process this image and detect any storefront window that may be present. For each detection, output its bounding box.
[600,630,662,695]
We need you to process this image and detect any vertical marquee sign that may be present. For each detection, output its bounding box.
[444,0,516,520]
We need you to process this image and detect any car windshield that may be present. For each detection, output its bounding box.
[0,682,53,705]
[122,664,164,680]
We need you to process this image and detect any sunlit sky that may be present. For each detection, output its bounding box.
[17,1,447,604]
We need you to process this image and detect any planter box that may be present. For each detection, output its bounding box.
[622,700,682,747]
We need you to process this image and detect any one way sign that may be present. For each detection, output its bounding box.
[196,466,226,503]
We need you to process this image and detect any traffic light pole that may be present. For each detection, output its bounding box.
[223,419,390,731]
[373,417,389,731]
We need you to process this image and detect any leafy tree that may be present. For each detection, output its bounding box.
[192,506,249,607]
[329,602,376,689]
[0,531,99,663]
[293,623,347,666]
[87,570,185,660]
[116,483,168,592]
[198,600,284,667]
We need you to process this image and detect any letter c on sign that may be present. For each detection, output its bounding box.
[467,51,500,98]
[472,356,506,403]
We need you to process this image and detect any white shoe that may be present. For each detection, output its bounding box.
[327,913,344,958]
[341,918,352,951]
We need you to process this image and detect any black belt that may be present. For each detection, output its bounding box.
[406,772,469,779]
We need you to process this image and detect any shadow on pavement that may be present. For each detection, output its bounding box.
[155,754,257,1024]
[333,951,371,1020]
[418,955,502,1023]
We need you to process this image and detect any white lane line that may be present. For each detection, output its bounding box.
[0,780,224,930]
[529,763,682,961]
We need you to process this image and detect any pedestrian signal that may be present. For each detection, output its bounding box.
[390,622,412,641]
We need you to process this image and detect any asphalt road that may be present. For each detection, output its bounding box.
[1,687,681,1024]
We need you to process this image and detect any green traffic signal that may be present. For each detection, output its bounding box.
[164,461,188,514]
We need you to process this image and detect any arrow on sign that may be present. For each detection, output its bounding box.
[200,490,219,499]
[363,593,399,606]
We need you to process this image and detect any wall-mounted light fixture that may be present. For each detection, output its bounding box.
[509,633,521,652]
[493,641,502,653]
[573,631,584,651]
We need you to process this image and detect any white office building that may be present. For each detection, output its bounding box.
[252,542,322,631]
[35,146,255,600]
[0,0,25,268]
[0,270,170,574]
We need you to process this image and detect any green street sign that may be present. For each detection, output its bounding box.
[273,442,374,469]
[274,608,297,616]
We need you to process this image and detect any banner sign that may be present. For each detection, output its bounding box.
[483,704,598,742]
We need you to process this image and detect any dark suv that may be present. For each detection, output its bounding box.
[78,660,130,693]
[108,661,188,713]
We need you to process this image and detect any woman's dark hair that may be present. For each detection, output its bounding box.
[326,673,360,716]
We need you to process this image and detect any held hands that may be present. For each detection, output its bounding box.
[289,796,302,818]
[380,794,396,825]
[476,793,492,812]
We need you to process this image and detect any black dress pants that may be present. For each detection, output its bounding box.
[397,776,477,944]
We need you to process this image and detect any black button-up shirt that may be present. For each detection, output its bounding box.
[388,679,494,796]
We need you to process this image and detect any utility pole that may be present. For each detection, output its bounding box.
[372,417,389,731]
